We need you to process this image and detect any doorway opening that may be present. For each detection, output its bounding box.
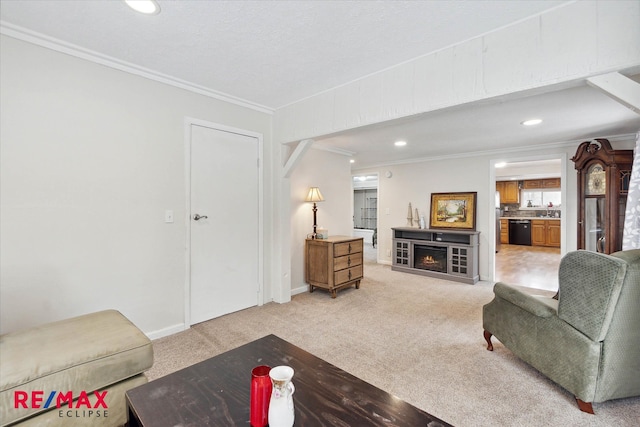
[491,156,565,292]
[352,174,378,263]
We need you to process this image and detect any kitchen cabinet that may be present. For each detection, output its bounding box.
[531,219,560,248]
[531,221,546,246]
[548,221,561,247]
[523,180,542,189]
[543,178,561,188]
[500,219,509,244]
[523,178,561,189]
[496,181,519,204]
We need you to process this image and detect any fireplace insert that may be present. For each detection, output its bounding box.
[414,245,447,273]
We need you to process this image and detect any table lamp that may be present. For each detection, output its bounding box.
[305,187,324,239]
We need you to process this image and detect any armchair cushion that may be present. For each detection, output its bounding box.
[493,282,557,318]
[557,250,627,341]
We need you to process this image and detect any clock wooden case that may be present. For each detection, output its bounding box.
[572,138,633,254]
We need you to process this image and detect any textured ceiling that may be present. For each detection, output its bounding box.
[1,0,638,169]
[0,0,570,109]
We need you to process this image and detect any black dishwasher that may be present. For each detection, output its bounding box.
[509,220,532,246]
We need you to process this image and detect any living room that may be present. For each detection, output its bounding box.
[1,1,640,426]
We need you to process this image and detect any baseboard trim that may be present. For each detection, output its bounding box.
[146,323,187,340]
[291,285,308,296]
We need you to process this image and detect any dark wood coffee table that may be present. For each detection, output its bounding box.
[126,334,451,426]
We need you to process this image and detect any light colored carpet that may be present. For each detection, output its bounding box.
[147,260,640,427]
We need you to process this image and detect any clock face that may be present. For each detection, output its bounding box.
[586,164,606,196]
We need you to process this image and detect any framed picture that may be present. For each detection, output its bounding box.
[429,192,477,230]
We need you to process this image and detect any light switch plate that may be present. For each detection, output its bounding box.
[164,210,174,223]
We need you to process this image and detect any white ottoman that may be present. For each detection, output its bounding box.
[0,310,153,426]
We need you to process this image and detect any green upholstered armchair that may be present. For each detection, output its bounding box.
[483,249,640,414]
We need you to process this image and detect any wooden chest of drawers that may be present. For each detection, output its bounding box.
[305,236,363,298]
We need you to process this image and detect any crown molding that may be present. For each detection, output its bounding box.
[0,21,274,115]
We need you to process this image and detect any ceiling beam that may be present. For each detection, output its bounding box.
[587,72,640,116]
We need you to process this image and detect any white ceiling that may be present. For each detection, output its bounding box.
[315,82,640,169]
[2,0,639,169]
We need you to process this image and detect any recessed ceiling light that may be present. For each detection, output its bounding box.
[394,140,407,147]
[495,162,507,168]
[521,118,542,126]
[350,159,355,163]
[125,0,161,15]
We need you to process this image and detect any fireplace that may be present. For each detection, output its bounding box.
[414,245,447,273]
[392,228,479,284]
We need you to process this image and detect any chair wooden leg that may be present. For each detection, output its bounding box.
[483,330,494,351]
[576,398,594,414]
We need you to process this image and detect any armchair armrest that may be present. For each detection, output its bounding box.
[493,282,557,318]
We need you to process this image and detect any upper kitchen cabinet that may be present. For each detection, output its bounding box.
[496,181,519,204]
[572,139,633,254]
[522,178,561,189]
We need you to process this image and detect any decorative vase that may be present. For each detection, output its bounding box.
[250,365,271,427]
[407,203,413,227]
[268,366,295,427]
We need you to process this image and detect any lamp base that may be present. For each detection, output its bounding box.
[311,203,319,240]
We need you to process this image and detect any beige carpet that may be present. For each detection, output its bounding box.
[147,260,640,426]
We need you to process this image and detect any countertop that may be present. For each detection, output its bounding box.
[501,216,561,221]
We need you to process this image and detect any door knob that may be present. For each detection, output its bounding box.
[193,214,208,221]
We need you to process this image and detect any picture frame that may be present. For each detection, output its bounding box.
[429,192,477,230]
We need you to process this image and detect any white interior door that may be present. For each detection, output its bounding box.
[189,124,259,325]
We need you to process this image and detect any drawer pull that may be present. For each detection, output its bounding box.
[348,243,352,253]
[348,270,352,280]
[348,257,351,266]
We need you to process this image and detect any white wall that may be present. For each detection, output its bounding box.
[2,2,638,338]
[353,136,636,280]
[0,36,273,337]
[289,148,353,294]
[375,157,493,275]
[355,146,567,278]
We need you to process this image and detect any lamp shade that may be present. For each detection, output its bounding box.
[305,187,324,203]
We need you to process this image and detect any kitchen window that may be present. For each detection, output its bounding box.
[521,190,561,209]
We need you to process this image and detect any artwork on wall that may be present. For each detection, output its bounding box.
[429,192,477,230]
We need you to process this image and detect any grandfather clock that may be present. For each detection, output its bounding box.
[572,138,633,254]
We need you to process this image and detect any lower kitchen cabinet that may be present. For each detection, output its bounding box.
[500,219,509,244]
[531,219,560,248]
